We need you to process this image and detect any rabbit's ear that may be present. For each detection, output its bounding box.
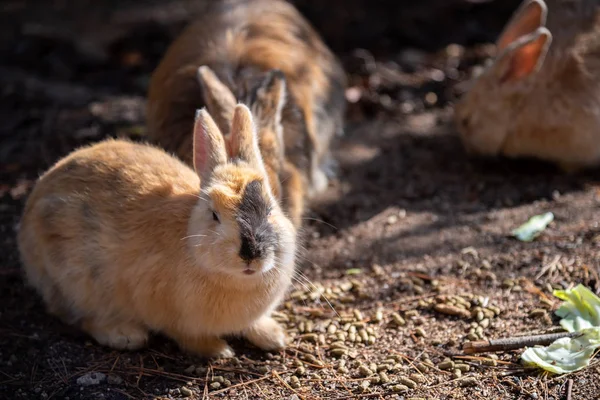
[252,70,287,158]
[253,70,286,129]
[497,0,547,52]
[495,27,552,84]
[228,104,265,171]
[193,108,228,182]
[197,66,236,135]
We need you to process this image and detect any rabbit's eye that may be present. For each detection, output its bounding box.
[212,211,220,223]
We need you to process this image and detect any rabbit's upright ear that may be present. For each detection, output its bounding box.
[228,104,265,171]
[197,66,236,135]
[193,108,228,183]
[494,27,552,84]
[497,0,548,53]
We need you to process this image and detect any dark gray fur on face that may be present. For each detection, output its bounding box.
[237,180,276,262]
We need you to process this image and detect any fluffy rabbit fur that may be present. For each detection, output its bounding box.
[455,0,600,171]
[147,0,346,227]
[18,105,296,358]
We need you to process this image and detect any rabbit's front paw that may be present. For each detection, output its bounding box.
[172,332,234,359]
[82,319,149,350]
[245,316,287,351]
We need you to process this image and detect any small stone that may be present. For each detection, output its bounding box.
[180,386,194,397]
[76,372,106,386]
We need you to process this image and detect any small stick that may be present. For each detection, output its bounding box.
[566,379,573,400]
[463,331,581,354]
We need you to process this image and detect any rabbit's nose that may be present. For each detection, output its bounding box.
[239,233,265,262]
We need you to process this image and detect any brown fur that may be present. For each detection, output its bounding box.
[455,0,600,171]
[18,105,297,358]
[146,0,346,227]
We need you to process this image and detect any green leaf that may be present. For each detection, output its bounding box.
[554,284,600,332]
[511,212,554,242]
[522,328,600,374]
[345,268,362,276]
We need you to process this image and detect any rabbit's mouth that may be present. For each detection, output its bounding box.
[243,268,257,275]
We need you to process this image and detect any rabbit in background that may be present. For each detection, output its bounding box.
[18,105,297,358]
[455,0,600,172]
[147,0,347,228]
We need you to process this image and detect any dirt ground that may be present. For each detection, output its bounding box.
[1,1,600,399]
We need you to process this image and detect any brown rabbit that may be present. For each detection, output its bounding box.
[18,104,297,358]
[455,0,600,171]
[147,0,346,227]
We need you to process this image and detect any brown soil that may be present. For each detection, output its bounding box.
[1,1,599,399]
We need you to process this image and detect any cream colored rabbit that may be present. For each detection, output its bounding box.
[455,0,600,171]
[18,104,296,358]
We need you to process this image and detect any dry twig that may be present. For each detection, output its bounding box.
[463,332,579,354]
